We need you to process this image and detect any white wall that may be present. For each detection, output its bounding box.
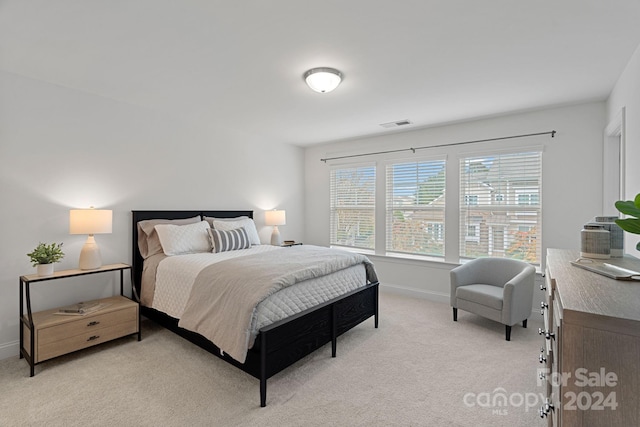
[304,102,606,301]
[0,71,305,360]
[607,43,640,254]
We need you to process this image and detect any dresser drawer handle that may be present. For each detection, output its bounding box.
[539,399,554,418]
[540,302,548,316]
[539,406,547,418]
[87,335,100,342]
[87,321,100,327]
[538,328,555,340]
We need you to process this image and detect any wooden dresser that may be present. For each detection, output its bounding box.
[541,249,640,426]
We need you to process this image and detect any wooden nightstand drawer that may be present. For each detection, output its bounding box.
[38,319,138,362]
[23,295,139,364]
[38,303,137,345]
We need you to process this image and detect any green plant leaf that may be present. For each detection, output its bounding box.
[26,242,64,267]
[635,193,640,209]
[615,218,640,235]
[615,200,640,218]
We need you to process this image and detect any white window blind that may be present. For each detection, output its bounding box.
[386,159,446,257]
[330,165,376,250]
[459,150,542,265]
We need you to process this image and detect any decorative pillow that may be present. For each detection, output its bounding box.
[154,220,212,256]
[207,227,251,253]
[207,217,260,245]
[137,216,201,259]
[203,215,249,227]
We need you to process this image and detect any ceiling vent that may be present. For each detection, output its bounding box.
[380,119,412,128]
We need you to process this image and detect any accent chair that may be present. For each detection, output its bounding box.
[450,257,535,341]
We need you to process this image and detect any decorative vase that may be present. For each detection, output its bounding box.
[36,263,54,277]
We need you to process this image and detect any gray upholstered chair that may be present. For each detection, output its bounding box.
[450,257,535,341]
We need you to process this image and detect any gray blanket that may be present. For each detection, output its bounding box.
[178,245,377,363]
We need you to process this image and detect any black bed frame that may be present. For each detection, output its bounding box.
[131,210,379,407]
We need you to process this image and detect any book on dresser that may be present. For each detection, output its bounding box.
[54,301,109,316]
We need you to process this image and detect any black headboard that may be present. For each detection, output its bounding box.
[131,210,254,300]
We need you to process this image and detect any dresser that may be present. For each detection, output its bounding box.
[540,249,640,426]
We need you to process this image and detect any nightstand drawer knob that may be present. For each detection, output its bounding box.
[87,335,100,342]
[87,321,100,327]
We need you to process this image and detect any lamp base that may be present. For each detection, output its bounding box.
[79,235,102,270]
[270,226,282,246]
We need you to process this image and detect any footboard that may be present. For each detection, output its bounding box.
[255,282,379,405]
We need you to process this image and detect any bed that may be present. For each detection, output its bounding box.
[131,210,379,407]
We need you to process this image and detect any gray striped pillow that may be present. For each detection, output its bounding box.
[207,227,251,253]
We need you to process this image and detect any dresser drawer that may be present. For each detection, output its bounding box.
[37,319,138,362]
[38,305,137,345]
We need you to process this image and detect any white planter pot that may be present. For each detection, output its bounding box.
[36,263,54,277]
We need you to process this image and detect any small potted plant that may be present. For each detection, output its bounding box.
[615,193,640,252]
[27,242,65,276]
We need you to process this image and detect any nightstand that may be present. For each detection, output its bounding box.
[19,263,140,376]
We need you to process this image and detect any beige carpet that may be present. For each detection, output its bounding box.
[0,292,545,426]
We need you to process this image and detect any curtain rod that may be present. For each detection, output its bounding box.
[320,130,556,163]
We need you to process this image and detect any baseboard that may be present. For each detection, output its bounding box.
[380,283,544,320]
[380,283,449,304]
[0,340,19,361]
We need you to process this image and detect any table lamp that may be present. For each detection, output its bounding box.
[69,208,112,270]
[265,210,286,246]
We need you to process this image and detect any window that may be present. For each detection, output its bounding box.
[386,159,446,257]
[459,150,542,265]
[330,165,376,250]
[326,145,542,267]
[464,195,478,205]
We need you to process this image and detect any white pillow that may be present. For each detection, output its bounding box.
[212,217,260,245]
[154,220,211,256]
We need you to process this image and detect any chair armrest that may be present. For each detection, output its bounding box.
[502,266,536,324]
[450,262,477,306]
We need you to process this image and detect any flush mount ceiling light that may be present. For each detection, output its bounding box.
[304,67,342,93]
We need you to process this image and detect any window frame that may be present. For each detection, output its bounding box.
[384,156,447,259]
[458,148,543,266]
[329,162,377,251]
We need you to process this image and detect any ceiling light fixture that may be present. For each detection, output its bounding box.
[304,67,342,93]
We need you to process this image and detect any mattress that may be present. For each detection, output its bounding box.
[149,245,367,341]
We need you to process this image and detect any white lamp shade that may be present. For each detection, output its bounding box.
[265,210,286,226]
[304,68,342,93]
[69,209,113,235]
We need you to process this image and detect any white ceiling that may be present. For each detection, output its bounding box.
[2,1,640,146]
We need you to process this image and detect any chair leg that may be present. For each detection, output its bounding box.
[453,307,457,321]
[505,325,511,341]
[522,319,528,328]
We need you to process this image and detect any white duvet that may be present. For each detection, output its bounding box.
[151,245,367,340]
